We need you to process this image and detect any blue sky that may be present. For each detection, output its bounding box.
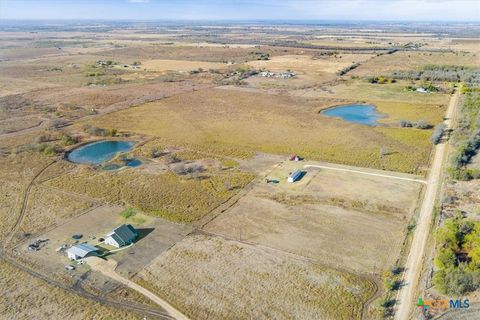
[0,0,479,21]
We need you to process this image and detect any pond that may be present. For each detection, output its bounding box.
[321,104,382,126]
[67,140,135,165]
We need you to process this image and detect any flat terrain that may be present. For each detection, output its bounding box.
[13,204,192,291]
[136,234,376,320]
[142,59,227,72]
[87,86,445,173]
[1,21,478,320]
[205,160,422,274]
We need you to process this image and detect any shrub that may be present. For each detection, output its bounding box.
[441,266,480,295]
[430,123,446,144]
[337,62,360,76]
[61,134,78,146]
[399,120,413,128]
[43,145,61,156]
[120,207,136,219]
[415,120,432,129]
[48,118,69,129]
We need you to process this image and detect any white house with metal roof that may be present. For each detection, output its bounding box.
[104,224,138,248]
[67,243,99,260]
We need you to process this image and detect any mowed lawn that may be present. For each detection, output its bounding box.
[86,86,447,173]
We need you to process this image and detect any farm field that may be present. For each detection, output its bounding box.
[136,234,376,320]
[205,160,423,274]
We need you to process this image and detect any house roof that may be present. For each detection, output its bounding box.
[67,243,98,258]
[106,224,137,245]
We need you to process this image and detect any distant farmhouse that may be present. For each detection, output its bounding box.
[67,243,99,261]
[259,70,296,79]
[105,224,138,248]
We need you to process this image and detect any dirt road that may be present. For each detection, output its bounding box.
[394,92,459,320]
[86,257,190,320]
[303,163,426,184]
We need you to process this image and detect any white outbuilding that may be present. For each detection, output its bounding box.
[66,243,99,260]
[287,170,303,183]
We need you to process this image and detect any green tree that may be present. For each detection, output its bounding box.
[434,247,456,270]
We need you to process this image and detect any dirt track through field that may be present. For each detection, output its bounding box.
[394,91,459,320]
[303,163,426,184]
[87,257,189,320]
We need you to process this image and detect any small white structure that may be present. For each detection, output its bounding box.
[416,87,429,93]
[66,243,99,261]
[287,170,303,183]
[104,224,138,248]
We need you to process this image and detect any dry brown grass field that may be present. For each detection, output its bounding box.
[350,51,478,77]
[86,86,444,173]
[142,59,227,72]
[205,161,422,274]
[0,260,145,320]
[45,164,255,222]
[136,234,376,320]
[1,20,479,320]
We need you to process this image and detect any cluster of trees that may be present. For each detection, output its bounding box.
[433,216,480,295]
[29,141,62,156]
[430,123,446,145]
[405,82,440,92]
[392,65,480,84]
[337,62,360,76]
[448,90,480,180]
[82,125,117,137]
[170,162,205,180]
[379,265,403,317]
[29,133,78,156]
[368,76,396,84]
[399,119,432,129]
[254,52,270,60]
[60,134,78,146]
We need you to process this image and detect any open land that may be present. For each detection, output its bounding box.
[0,21,479,320]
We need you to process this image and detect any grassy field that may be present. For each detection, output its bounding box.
[0,260,144,320]
[0,142,54,241]
[205,161,422,274]
[247,53,374,73]
[350,51,479,77]
[142,59,227,72]
[85,86,445,173]
[136,234,376,320]
[45,165,254,222]
[312,80,451,106]
[19,185,96,237]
